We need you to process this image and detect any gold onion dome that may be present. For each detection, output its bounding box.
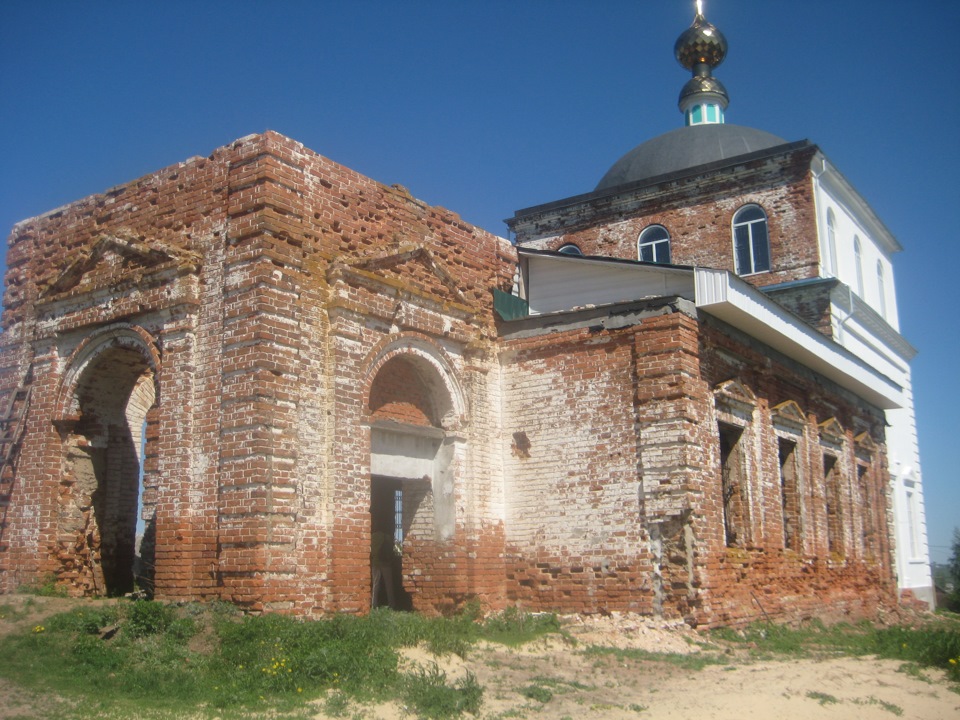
[674,4,729,118]
[674,9,727,70]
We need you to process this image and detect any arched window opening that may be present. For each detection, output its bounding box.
[732,204,770,275]
[637,225,671,264]
[854,236,864,297]
[825,209,838,277]
[876,261,887,319]
[557,244,583,256]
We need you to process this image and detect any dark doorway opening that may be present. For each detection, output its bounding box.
[370,477,411,610]
[64,344,156,597]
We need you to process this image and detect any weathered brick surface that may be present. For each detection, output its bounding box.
[510,145,822,291]
[0,132,896,625]
[498,305,893,624]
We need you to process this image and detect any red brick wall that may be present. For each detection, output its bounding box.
[501,323,655,615]
[498,304,894,625]
[692,318,895,626]
[0,131,895,627]
[369,357,436,427]
[514,147,822,291]
[0,132,512,613]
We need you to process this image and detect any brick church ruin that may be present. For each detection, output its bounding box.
[0,9,932,625]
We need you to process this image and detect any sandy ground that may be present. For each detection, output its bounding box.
[357,614,958,720]
[1,596,958,719]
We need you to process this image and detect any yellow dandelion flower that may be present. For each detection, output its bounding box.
[950,658,957,665]
[32,625,44,633]
[297,687,303,693]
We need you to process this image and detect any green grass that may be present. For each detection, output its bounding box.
[402,664,483,719]
[3,599,959,718]
[711,619,960,683]
[0,599,562,719]
[854,696,904,716]
[806,690,839,706]
[519,683,553,703]
[15,574,68,597]
[479,606,561,646]
[584,644,729,670]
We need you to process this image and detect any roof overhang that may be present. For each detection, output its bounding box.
[514,249,904,410]
[695,268,904,409]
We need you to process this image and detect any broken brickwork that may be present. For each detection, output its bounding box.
[498,300,894,626]
[0,132,897,625]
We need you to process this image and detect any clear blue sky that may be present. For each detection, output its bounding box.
[1,1,957,564]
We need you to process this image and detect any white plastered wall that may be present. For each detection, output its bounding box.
[813,173,933,607]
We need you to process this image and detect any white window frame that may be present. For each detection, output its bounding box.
[637,225,671,264]
[732,204,771,276]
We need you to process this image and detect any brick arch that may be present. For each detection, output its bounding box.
[56,324,161,422]
[53,323,161,597]
[361,334,466,431]
[369,356,439,427]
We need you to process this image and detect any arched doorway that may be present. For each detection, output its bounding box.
[58,330,158,597]
[366,348,462,610]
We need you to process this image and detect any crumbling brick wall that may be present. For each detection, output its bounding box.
[0,131,896,626]
[693,316,895,626]
[0,132,513,615]
[497,299,894,625]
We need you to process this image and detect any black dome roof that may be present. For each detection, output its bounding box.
[595,124,788,192]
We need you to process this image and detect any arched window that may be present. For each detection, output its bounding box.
[876,261,887,319]
[557,244,583,256]
[637,225,671,264]
[825,209,838,277]
[853,236,864,297]
[732,204,770,275]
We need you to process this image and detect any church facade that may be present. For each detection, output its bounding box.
[0,9,930,623]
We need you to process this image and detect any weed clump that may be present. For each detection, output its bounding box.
[126,599,179,638]
[872,625,960,682]
[16,573,67,597]
[520,683,554,703]
[480,606,560,646]
[402,664,482,719]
